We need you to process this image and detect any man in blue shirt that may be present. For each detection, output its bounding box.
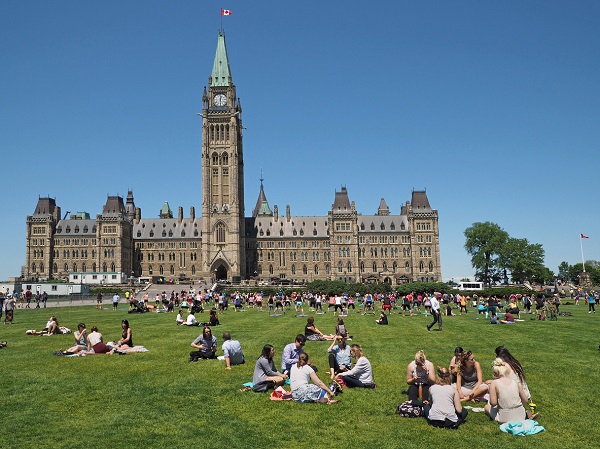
[281,334,306,374]
[221,332,244,369]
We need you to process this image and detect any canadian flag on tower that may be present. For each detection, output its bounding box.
[581,233,589,239]
[221,9,232,16]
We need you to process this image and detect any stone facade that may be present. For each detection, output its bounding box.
[24,32,441,285]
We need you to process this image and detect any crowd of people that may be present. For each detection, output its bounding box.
[5,282,592,431]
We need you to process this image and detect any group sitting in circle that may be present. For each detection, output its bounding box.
[403,346,536,428]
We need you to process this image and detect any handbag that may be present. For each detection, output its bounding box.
[395,400,424,418]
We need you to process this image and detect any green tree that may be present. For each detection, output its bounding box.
[499,237,546,284]
[557,261,571,281]
[464,222,508,286]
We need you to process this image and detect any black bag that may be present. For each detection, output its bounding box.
[395,400,424,418]
[328,380,343,396]
[252,380,275,393]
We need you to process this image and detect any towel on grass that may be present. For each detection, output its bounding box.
[500,420,545,436]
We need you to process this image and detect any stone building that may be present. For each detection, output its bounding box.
[24,32,441,285]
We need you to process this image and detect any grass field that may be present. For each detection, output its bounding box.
[1,301,598,449]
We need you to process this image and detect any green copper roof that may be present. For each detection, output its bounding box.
[257,200,273,217]
[211,32,231,86]
[160,201,173,218]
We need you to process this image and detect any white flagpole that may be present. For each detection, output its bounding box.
[580,235,586,272]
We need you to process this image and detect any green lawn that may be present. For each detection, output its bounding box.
[1,302,598,449]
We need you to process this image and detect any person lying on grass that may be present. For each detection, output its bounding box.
[26,316,63,335]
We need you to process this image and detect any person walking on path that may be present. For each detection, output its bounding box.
[112,293,120,311]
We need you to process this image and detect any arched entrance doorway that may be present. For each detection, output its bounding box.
[213,264,228,281]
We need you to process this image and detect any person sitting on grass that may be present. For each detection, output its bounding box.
[406,350,435,401]
[335,344,376,388]
[176,309,184,325]
[87,326,117,354]
[222,332,244,370]
[67,322,87,351]
[281,334,306,375]
[456,350,486,401]
[202,309,220,326]
[424,366,467,429]
[305,316,335,341]
[484,359,534,423]
[499,310,515,324]
[116,319,133,350]
[183,309,199,326]
[375,310,388,325]
[189,326,217,361]
[335,318,351,339]
[291,352,335,403]
[57,323,88,355]
[252,344,287,392]
[328,335,352,379]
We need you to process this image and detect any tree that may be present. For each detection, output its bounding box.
[464,222,508,286]
[556,261,600,285]
[499,237,546,284]
[557,261,571,281]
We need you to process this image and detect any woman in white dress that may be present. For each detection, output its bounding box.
[485,359,530,423]
[290,352,333,403]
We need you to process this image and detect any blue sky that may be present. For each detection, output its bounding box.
[1,1,599,281]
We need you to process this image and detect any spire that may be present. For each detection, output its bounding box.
[125,190,136,219]
[377,198,390,216]
[211,31,231,87]
[252,173,273,217]
[160,201,173,219]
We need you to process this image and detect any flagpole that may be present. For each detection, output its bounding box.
[580,235,586,272]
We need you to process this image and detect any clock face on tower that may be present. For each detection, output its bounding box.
[213,94,227,107]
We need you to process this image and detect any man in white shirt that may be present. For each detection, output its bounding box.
[427,294,442,331]
[185,310,199,326]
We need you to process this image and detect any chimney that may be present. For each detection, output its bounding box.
[178,206,183,223]
[273,205,278,221]
[190,206,195,221]
[286,205,291,222]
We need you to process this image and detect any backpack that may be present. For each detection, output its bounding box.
[395,400,424,418]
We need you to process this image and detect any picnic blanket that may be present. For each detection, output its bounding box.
[120,345,149,353]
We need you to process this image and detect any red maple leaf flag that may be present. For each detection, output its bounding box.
[581,233,590,239]
[221,9,232,16]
